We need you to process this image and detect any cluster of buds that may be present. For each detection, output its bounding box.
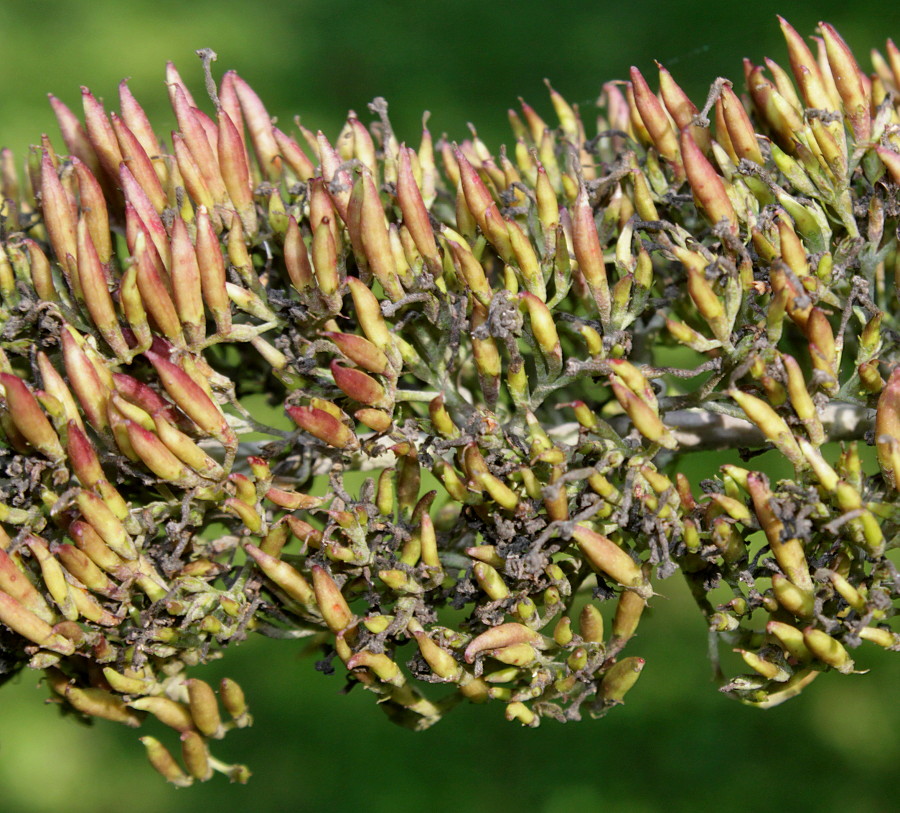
[0,21,899,784]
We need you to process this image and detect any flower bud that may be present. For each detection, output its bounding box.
[0,373,64,461]
[730,389,804,468]
[803,626,854,673]
[230,71,281,180]
[610,377,676,450]
[571,179,610,325]
[311,565,353,632]
[220,677,252,727]
[611,589,646,645]
[186,678,224,739]
[346,277,391,350]
[140,737,193,787]
[598,656,645,704]
[629,67,680,170]
[195,206,232,334]
[413,630,462,680]
[681,127,738,236]
[464,623,543,664]
[288,404,358,450]
[0,548,54,622]
[772,573,814,618]
[144,349,232,443]
[245,542,314,607]
[76,490,137,560]
[0,590,74,654]
[570,524,650,597]
[876,367,900,489]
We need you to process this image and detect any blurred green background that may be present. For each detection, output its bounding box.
[1,1,900,811]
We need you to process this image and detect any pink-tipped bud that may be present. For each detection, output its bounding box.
[359,170,404,301]
[322,331,389,375]
[133,234,185,348]
[39,150,78,281]
[330,361,389,408]
[111,112,167,214]
[820,22,871,143]
[37,353,82,431]
[143,349,231,442]
[169,215,206,347]
[317,132,351,222]
[273,126,315,181]
[119,162,170,266]
[229,71,281,180]
[287,404,358,450]
[125,420,201,487]
[719,84,763,165]
[245,542,315,606]
[346,277,392,350]
[680,128,737,235]
[217,108,257,235]
[171,84,227,205]
[397,145,440,273]
[60,327,109,432]
[48,93,100,178]
[464,622,543,664]
[453,147,493,235]
[23,239,56,303]
[629,66,681,169]
[310,564,353,632]
[778,16,833,111]
[71,157,112,264]
[571,179,610,325]
[81,86,123,183]
[283,215,313,292]
[876,367,900,489]
[195,206,232,333]
[0,373,64,461]
[172,131,216,216]
[76,218,128,358]
[76,490,136,560]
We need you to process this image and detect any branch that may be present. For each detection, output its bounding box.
[223,402,875,475]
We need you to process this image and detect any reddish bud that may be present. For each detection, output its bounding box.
[217,108,257,235]
[39,150,78,281]
[229,71,281,180]
[629,66,681,170]
[572,179,610,325]
[112,112,167,214]
[820,22,871,143]
[287,404,358,450]
[172,131,216,218]
[144,349,231,442]
[273,126,315,181]
[680,128,737,235]
[60,327,109,432]
[134,234,185,348]
[0,373,64,461]
[196,206,232,333]
[71,157,112,264]
[76,218,128,358]
[48,93,101,179]
[81,86,123,183]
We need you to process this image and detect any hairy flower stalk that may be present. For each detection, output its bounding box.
[1,20,900,785]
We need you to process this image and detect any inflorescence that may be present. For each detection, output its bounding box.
[0,18,899,785]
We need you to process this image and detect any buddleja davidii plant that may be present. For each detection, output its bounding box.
[0,18,898,785]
